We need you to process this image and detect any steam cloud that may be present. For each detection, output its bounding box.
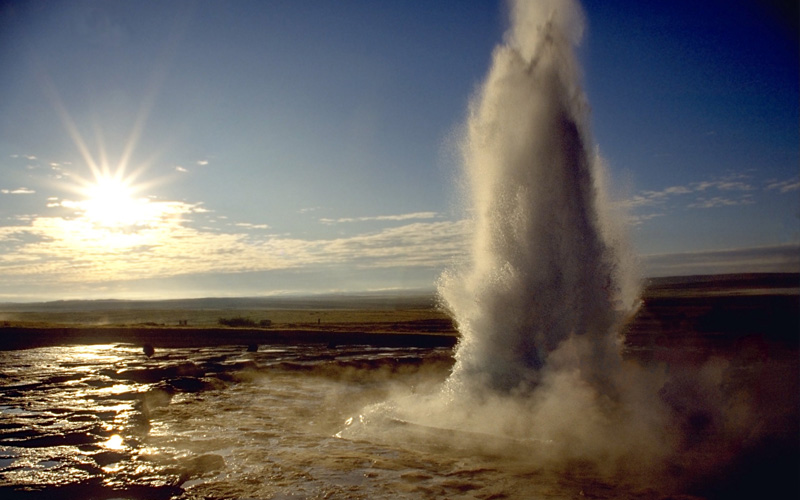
[339,0,775,491]
[337,0,671,471]
[438,0,638,395]
[427,0,670,471]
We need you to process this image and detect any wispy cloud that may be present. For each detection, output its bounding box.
[622,171,800,227]
[625,186,692,208]
[1,188,35,194]
[766,176,800,193]
[624,174,756,210]
[318,220,469,268]
[642,243,800,277]
[0,204,467,288]
[692,179,754,192]
[627,212,664,226]
[196,160,209,166]
[234,222,270,230]
[687,195,755,209]
[320,211,439,225]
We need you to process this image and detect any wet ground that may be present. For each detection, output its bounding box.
[0,344,474,499]
[0,287,797,499]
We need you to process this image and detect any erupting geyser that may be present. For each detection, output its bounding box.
[341,0,665,467]
[439,0,639,394]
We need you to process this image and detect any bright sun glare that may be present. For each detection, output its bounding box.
[56,164,185,256]
[81,175,147,229]
[49,86,186,253]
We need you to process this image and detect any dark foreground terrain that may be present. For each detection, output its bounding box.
[0,273,797,499]
[624,275,799,499]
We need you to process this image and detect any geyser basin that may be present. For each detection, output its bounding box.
[1,281,797,498]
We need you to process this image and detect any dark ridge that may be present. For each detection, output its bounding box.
[0,289,438,312]
[1,274,796,313]
[0,327,458,351]
[1,273,796,351]
[645,272,800,291]
[0,481,182,500]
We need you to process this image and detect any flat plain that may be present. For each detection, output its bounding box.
[0,273,797,352]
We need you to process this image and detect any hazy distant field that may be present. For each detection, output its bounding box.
[0,273,796,351]
[0,292,446,329]
[0,307,450,330]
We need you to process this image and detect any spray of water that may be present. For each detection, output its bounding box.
[386,0,678,471]
[339,0,671,468]
[337,3,778,490]
[438,0,639,396]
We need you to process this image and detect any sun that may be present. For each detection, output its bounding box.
[81,175,147,229]
[53,168,168,253]
[68,173,154,231]
[45,86,192,257]
[51,163,191,258]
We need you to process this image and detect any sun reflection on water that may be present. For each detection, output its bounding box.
[103,434,125,450]
[66,344,124,364]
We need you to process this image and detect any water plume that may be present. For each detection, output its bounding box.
[342,0,671,478]
[411,0,677,474]
[438,0,639,396]
[338,4,788,490]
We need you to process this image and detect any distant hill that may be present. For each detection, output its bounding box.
[1,273,797,314]
[0,289,439,313]
[645,272,799,292]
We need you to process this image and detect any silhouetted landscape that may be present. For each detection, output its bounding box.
[1,273,796,351]
[0,273,797,499]
[1,0,797,497]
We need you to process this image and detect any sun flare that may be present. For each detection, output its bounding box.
[39,70,200,262]
[81,176,148,229]
[53,169,189,256]
[58,166,179,251]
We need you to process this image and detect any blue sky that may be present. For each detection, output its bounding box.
[0,0,797,301]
